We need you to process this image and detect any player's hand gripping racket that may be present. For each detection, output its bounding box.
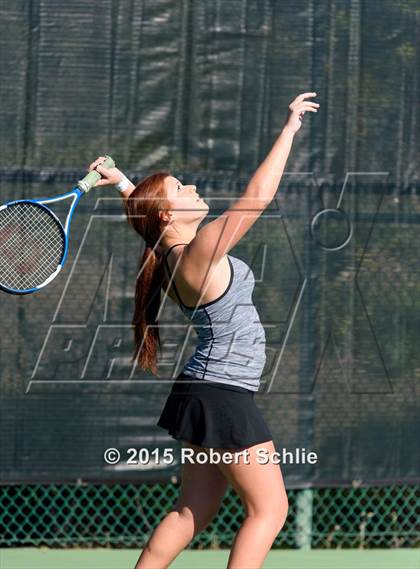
[0,155,115,294]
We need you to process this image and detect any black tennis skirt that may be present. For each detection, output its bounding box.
[157,372,273,449]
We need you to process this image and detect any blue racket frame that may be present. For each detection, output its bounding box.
[0,154,115,295]
[0,187,83,295]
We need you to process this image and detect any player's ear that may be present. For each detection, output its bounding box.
[159,210,173,224]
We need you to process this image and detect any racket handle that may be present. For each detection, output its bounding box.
[77,155,116,193]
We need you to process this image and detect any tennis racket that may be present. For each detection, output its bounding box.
[0,155,115,295]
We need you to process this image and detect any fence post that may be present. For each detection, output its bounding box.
[295,488,314,549]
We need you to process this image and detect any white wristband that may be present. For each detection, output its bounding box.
[115,174,132,192]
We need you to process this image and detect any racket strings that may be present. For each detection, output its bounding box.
[0,203,65,291]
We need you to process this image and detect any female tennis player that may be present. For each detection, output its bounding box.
[89,91,319,569]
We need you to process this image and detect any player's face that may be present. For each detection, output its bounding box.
[164,176,209,220]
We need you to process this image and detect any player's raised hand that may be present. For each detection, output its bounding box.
[283,92,320,134]
[88,156,124,187]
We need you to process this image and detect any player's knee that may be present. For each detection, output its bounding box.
[174,505,194,523]
[275,494,289,531]
[275,501,289,533]
[247,510,287,537]
[247,496,288,534]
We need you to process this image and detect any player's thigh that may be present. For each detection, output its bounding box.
[214,440,288,518]
[174,442,229,522]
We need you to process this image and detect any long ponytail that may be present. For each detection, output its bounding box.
[123,171,170,376]
[132,245,163,376]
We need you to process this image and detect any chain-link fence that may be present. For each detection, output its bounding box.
[1,483,418,549]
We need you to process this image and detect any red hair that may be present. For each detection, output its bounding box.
[123,171,170,376]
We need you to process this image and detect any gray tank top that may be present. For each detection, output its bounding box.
[163,243,266,392]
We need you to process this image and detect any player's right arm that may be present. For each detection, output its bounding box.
[88,157,136,200]
[183,92,319,268]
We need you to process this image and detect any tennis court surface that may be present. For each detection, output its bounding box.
[1,548,419,569]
